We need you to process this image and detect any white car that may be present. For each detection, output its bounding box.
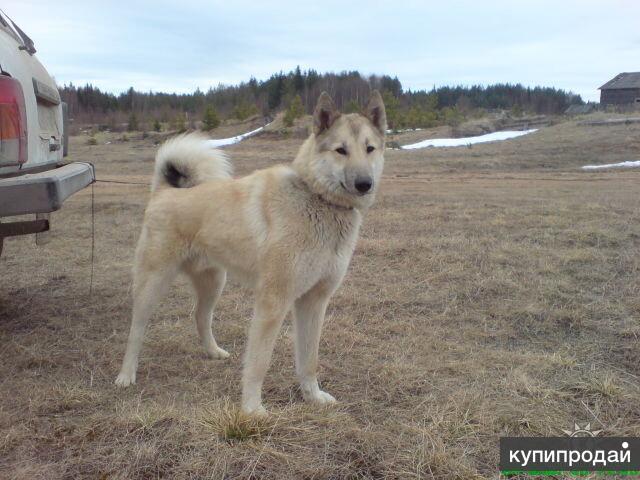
[0,11,94,256]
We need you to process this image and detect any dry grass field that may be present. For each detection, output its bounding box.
[1,117,639,479]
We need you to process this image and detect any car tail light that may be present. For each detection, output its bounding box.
[0,76,28,165]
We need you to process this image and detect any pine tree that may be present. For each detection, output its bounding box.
[202,105,220,131]
[293,65,304,94]
[232,101,258,121]
[173,113,186,133]
[344,99,360,114]
[153,119,162,132]
[283,95,304,127]
[267,73,286,110]
[381,91,400,130]
[127,112,138,132]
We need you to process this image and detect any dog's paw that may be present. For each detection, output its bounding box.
[206,346,230,360]
[241,404,268,418]
[305,390,337,405]
[115,371,136,387]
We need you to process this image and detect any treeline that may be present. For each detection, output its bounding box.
[60,67,583,131]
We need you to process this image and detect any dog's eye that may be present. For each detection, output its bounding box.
[366,146,375,153]
[335,147,347,155]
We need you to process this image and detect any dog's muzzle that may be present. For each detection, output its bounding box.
[354,175,373,194]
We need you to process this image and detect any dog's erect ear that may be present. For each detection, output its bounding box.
[313,91,340,135]
[365,90,387,135]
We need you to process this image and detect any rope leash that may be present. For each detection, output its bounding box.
[89,180,95,295]
[87,177,149,295]
[95,179,150,186]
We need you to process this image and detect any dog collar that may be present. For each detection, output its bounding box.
[315,193,354,211]
[292,172,354,211]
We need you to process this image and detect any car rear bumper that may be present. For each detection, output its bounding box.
[0,162,95,217]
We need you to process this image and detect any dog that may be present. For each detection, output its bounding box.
[115,91,386,415]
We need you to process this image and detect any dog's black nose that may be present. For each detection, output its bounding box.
[354,176,373,193]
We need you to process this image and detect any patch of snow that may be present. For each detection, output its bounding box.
[386,128,424,134]
[581,160,640,170]
[401,129,538,149]
[207,124,269,148]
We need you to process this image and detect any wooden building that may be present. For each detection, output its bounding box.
[599,72,640,106]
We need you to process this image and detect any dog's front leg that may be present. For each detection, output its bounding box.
[293,280,337,405]
[241,287,291,416]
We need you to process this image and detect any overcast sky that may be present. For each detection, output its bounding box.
[4,0,639,101]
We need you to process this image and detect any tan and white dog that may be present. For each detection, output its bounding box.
[115,91,386,415]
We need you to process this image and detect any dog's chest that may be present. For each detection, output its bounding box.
[292,208,360,296]
[302,201,360,252]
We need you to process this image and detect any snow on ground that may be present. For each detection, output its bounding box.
[207,124,268,148]
[401,129,537,149]
[386,128,423,134]
[581,160,640,170]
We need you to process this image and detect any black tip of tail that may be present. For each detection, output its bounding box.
[163,162,186,188]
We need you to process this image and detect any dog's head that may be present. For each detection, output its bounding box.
[298,91,386,210]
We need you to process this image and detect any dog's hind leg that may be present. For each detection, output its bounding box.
[115,265,177,387]
[185,266,229,359]
[293,280,338,405]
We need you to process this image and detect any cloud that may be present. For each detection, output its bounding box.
[3,0,638,101]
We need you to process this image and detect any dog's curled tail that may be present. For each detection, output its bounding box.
[152,132,232,191]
